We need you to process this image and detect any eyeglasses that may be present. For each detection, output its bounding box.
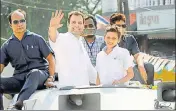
[106,24,119,30]
[12,19,26,25]
[116,24,127,28]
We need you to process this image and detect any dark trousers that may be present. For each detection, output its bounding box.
[131,63,154,85]
[0,69,49,110]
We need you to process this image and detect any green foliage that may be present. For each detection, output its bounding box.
[1,0,102,45]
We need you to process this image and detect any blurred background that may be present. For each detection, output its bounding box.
[1,0,175,60]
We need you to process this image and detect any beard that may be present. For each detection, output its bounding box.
[85,35,94,38]
[83,29,96,37]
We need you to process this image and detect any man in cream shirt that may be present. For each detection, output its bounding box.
[48,10,97,87]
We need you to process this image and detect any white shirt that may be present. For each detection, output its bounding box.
[96,45,133,85]
[49,32,97,87]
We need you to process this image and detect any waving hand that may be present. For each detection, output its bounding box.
[49,10,64,29]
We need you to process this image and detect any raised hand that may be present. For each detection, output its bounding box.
[49,10,64,29]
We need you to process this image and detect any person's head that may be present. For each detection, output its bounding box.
[110,13,127,35]
[83,15,97,37]
[67,11,85,36]
[8,9,27,34]
[104,25,121,49]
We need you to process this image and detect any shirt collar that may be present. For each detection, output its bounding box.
[102,44,119,52]
[83,36,96,44]
[10,30,32,40]
[67,32,81,39]
[122,35,126,41]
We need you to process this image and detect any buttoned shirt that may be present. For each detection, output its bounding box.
[0,30,53,75]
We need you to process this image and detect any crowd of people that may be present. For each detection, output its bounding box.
[0,9,154,110]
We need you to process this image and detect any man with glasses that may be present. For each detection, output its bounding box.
[101,13,154,86]
[0,9,55,110]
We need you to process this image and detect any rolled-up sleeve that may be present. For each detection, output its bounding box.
[0,45,9,66]
[37,36,54,58]
[48,32,63,52]
[130,35,140,55]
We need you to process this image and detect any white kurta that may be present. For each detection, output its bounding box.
[96,45,133,85]
[49,32,97,87]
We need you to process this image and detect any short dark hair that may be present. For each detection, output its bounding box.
[85,14,97,29]
[110,13,126,25]
[8,9,26,24]
[105,25,121,40]
[67,11,84,24]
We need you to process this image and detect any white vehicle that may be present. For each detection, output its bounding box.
[3,81,157,110]
[2,67,175,110]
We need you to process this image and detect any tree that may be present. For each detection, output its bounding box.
[1,0,102,44]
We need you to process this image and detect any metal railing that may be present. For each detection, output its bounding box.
[128,0,175,10]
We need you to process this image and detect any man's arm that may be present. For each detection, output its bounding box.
[44,53,56,88]
[96,73,100,85]
[130,35,148,84]
[134,53,147,84]
[46,53,55,77]
[48,10,64,43]
[0,64,5,75]
[1,45,9,75]
[37,34,56,87]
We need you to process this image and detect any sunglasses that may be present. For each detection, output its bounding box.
[106,25,119,30]
[116,24,127,28]
[12,19,26,25]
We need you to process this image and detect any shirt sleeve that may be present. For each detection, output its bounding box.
[37,35,54,58]
[0,44,9,66]
[130,35,140,55]
[123,49,133,70]
[48,38,57,52]
[48,31,63,52]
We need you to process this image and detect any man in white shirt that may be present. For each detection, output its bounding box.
[96,25,134,85]
[48,10,97,87]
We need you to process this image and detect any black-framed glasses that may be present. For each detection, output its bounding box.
[116,24,127,28]
[12,19,26,25]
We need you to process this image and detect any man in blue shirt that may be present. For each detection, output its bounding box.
[0,9,55,110]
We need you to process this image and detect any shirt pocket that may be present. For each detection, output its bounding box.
[25,45,40,59]
[111,56,124,71]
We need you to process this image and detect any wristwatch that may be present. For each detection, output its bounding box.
[49,75,55,82]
